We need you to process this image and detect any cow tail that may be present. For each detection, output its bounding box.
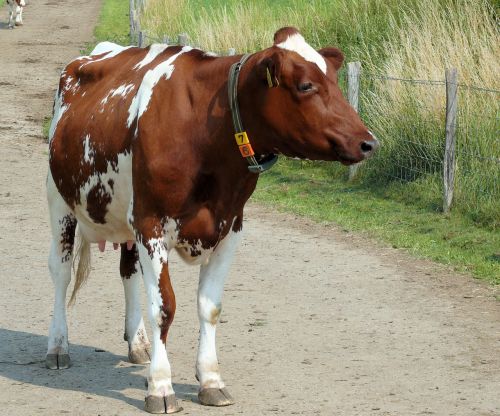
[68,228,91,306]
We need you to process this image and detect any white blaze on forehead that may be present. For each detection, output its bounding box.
[127,46,193,128]
[276,33,327,74]
[133,44,170,70]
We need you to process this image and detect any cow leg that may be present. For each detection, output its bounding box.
[8,5,15,29]
[120,243,151,364]
[137,237,182,414]
[46,176,76,370]
[196,229,241,406]
[14,5,23,26]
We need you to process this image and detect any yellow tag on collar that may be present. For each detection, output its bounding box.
[266,68,274,88]
[235,131,250,146]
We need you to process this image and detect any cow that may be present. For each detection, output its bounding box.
[46,27,378,413]
[6,0,25,29]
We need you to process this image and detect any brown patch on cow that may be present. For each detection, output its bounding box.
[107,179,114,191]
[120,243,139,279]
[158,262,176,344]
[59,214,77,263]
[209,306,221,325]
[85,183,112,224]
[273,26,300,44]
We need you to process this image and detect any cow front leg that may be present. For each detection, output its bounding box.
[46,177,76,369]
[8,6,15,29]
[120,243,151,364]
[14,5,23,26]
[196,228,241,406]
[137,237,182,414]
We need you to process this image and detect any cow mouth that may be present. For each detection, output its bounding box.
[339,155,360,166]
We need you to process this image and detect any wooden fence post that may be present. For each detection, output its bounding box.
[138,30,145,48]
[178,33,188,46]
[162,35,169,44]
[228,48,236,56]
[347,61,361,181]
[443,68,458,213]
[129,0,135,37]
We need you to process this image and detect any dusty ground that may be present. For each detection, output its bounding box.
[0,1,499,415]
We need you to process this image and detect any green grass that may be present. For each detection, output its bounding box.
[253,159,500,284]
[93,0,130,45]
[42,116,51,142]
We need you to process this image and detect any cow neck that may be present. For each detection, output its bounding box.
[228,54,278,174]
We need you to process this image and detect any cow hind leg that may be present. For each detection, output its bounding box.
[196,229,241,407]
[46,176,77,369]
[120,243,151,364]
[137,236,182,414]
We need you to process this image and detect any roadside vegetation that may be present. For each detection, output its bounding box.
[88,0,499,283]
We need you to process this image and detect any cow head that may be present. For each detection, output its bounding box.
[241,27,378,164]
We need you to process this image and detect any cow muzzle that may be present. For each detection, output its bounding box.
[360,133,379,159]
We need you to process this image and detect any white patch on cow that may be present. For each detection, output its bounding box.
[127,46,193,128]
[277,33,327,74]
[100,83,136,109]
[196,222,241,388]
[122,270,150,357]
[80,42,133,69]
[137,238,175,397]
[90,41,128,56]
[75,152,135,244]
[48,88,69,144]
[83,134,95,164]
[133,43,170,70]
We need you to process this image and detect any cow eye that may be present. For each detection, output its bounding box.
[298,82,315,93]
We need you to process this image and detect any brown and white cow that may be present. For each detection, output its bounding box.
[6,0,25,29]
[47,27,378,413]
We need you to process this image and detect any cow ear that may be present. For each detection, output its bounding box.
[257,53,281,88]
[319,47,344,71]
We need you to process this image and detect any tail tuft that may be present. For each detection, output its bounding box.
[69,229,91,306]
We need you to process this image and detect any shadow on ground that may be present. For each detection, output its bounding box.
[0,328,198,411]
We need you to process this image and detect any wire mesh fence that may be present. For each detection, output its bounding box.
[337,64,499,224]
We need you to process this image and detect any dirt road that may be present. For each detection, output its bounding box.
[0,1,498,415]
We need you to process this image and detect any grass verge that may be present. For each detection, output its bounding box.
[253,159,500,284]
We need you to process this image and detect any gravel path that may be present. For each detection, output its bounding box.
[0,1,498,415]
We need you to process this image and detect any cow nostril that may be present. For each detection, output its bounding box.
[360,141,373,153]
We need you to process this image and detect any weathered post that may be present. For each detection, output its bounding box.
[129,0,136,37]
[228,48,236,56]
[138,30,145,48]
[443,68,458,213]
[162,35,169,45]
[178,33,188,46]
[347,61,362,181]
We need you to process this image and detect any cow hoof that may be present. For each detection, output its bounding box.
[128,345,151,364]
[45,353,71,369]
[198,387,235,406]
[144,395,182,414]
